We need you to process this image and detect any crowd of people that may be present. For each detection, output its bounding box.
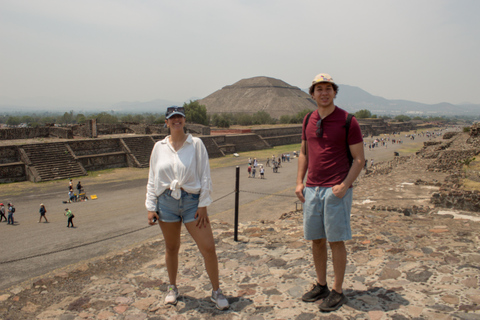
[247,153,298,178]
[1,179,85,228]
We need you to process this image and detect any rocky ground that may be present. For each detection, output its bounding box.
[0,132,479,320]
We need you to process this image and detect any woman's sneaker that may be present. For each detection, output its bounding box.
[211,288,229,310]
[302,282,330,302]
[165,285,179,305]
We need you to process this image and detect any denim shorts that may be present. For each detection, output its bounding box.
[156,189,200,223]
[303,186,353,242]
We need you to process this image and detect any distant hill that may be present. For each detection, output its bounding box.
[333,85,479,116]
[0,81,478,117]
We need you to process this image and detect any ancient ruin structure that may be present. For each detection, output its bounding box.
[198,76,317,119]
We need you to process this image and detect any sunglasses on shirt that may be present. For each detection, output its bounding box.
[316,118,323,138]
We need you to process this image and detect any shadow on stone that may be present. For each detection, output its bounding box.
[345,287,409,312]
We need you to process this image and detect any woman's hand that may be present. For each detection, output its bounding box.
[195,206,209,228]
[147,211,159,225]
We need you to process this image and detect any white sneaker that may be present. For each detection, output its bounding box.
[165,285,178,305]
[211,288,229,310]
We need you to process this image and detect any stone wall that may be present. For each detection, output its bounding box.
[427,149,479,173]
[0,127,50,140]
[263,135,301,147]
[96,124,133,135]
[68,139,123,156]
[199,136,224,158]
[0,146,19,164]
[48,127,73,139]
[466,123,480,147]
[431,188,480,212]
[252,126,302,137]
[224,134,270,152]
[0,163,26,183]
[78,153,128,171]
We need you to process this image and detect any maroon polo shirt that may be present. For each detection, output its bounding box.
[302,106,363,187]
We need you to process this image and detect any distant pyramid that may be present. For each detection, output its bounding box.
[198,76,316,119]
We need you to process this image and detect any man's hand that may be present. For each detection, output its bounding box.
[195,206,210,228]
[331,183,347,199]
[295,183,305,203]
[147,211,159,225]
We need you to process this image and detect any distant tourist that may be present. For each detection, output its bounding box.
[68,190,75,203]
[39,203,48,223]
[296,73,364,312]
[64,208,74,228]
[0,203,6,222]
[7,203,15,225]
[252,166,256,178]
[247,165,252,178]
[260,166,265,179]
[76,181,83,196]
[145,106,229,310]
[266,158,270,167]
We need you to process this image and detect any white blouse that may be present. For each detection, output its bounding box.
[145,134,212,212]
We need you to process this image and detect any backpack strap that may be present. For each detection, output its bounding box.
[344,113,354,167]
[303,111,313,164]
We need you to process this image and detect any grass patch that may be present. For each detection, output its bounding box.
[209,144,301,169]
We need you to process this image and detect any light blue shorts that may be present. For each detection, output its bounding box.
[303,186,353,242]
[156,189,200,223]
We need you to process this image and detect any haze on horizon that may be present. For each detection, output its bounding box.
[1,0,479,110]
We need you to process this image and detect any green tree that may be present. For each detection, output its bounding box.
[6,116,21,126]
[354,109,372,118]
[95,112,119,124]
[279,115,292,124]
[76,114,86,124]
[183,100,208,125]
[211,114,230,128]
[20,115,34,126]
[236,113,253,126]
[394,115,411,122]
[252,111,275,125]
[144,114,157,125]
[120,114,134,122]
[132,114,145,123]
[298,109,314,123]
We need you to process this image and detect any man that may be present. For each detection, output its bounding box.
[7,203,15,225]
[295,73,364,312]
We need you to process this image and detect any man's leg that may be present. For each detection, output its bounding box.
[312,238,328,286]
[329,241,347,293]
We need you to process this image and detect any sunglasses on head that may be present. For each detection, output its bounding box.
[166,106,185,113]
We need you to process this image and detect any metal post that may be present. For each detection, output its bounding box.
[234,166,240,242]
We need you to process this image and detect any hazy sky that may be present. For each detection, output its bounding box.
[1,0,479,109]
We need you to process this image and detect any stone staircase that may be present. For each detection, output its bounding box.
[19,143,87,182]
[121,136,156,168]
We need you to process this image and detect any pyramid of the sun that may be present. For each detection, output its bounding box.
[198,76,316,119]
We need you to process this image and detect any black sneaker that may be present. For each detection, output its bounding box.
[302,282,330,302]
[319,289,348,312]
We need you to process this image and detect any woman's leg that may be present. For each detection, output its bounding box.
[185,221,220,290]
[159,221,182,286]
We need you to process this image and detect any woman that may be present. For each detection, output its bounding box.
[145,106,229,310]
[39,203,48,223]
